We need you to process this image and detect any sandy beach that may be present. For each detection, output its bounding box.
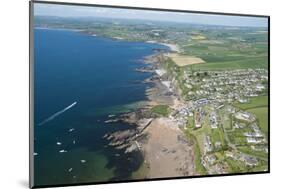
[146,40,181,53]
[140,118,195,178]
[138,53,196,177]
[159,43,181,53]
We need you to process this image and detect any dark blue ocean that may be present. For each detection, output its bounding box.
[34,28,167,186]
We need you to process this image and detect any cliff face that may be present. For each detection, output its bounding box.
[158,55,186,101]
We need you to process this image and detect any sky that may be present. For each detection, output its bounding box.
[34,3,268,27]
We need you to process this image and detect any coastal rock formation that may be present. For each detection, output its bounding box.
[103,51,196,178]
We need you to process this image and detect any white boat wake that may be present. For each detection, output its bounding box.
[38,102,77,126]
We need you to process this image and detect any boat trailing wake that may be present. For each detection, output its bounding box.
[38,102,77,126]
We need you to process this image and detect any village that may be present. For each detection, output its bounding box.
[154,66,268,174]
[183,68,268,101]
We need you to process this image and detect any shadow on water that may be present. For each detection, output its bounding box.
[108,150,144,181]
[74,115,145,181]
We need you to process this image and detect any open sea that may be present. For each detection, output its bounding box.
[33,28,167,186]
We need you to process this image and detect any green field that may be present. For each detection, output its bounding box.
[189,56,268,70]
[181,31,268,71]
[234,96,268,136]
[248,107,268,136]
[151,105,171,117]
[234,96,268,110]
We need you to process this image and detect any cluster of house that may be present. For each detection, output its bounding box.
[200,134,228,174]
[183,69,268,102]
[170,104,193,128]
[232,114,268,152]
[234,111,256,122]
[226,151,258,167]
[171,99,266,173]
[209,112,218,129]
[204,135,212,153]
[201,154,227,174]
[195,108,205,128]
[231,107,267,145]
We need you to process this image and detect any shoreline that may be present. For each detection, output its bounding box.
[35,26,181,53]
[104,50,196,178]
[146,40,181,53]
[138,52,196,178]
[34,26,84,32]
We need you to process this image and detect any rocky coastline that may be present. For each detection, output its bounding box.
[102,50,196,178]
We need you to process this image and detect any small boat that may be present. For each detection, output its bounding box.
[73,140,76,144]
[59,150,67,153]
[80,160,86,163]
[69,128,75,132]
[68,168,73,172]
[33,152,38,156]
[56,142,62,145]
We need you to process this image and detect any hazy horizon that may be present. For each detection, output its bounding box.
[34,3,268,28]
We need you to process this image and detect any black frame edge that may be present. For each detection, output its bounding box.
[29,1,35,188]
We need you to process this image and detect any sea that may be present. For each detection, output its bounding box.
[33,28,168,186]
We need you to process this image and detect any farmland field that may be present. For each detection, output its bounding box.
[248,107,268,136]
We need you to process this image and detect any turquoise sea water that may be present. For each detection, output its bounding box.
[34,28,167,186]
